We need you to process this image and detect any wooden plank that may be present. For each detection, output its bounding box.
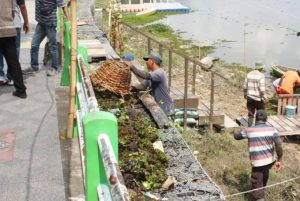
[87,48,107,57]
[298,98,300,115]
[292,97,297,106]
[236,116,248,127]
[173,97,199,109]
[139,93,170,129]
[224,114,239,129]
[287,97,293,105]
[198,115,224,125]
[277,116,299,130]
[271,116,293,131]
[283,117,300,129]
[277,98,282,115]
[289,116,300,126]
[294,115,300,121]
[279,130,300,136]
[78,39,102,46]
[267,116,285,132]
[278,94,300,98]
[282,98,287,115]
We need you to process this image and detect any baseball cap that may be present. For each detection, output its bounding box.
[143,53,162,66]
[122,54,134,61]
[256,109,268,120]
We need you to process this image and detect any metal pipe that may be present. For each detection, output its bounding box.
[98,134,130,201]
[78,57,99,112]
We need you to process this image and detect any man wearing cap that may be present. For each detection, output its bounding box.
[232,109,283,201]
[128,53,173,115]
[277,70,300,94]
[243,61,267,127]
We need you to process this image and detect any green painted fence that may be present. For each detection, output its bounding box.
[59,12,130,201]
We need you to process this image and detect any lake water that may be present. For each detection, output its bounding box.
[158,0,300,69]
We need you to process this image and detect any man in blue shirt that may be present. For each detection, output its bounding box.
[128,53,173,115]
[23,0,69,76]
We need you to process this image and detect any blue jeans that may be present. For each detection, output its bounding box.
[30,23,58,70]
[0,28,21,80]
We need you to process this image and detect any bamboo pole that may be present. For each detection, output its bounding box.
[67,0,78,139]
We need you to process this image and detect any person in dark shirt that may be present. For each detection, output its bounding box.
[23,0,69,76]
[126,53,173,115]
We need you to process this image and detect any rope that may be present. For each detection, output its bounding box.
[225,175,300,199]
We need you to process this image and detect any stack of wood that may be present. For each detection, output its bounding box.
[91,60,131,96]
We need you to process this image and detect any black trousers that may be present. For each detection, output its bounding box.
[0,37,26,93]
[251,162,274,199]
[247,97,265,118]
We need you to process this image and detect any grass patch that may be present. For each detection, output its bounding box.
[121,13,181,26]
[181,129,300,201]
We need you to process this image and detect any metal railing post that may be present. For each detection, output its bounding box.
[192,60,196,95]
[168,50,172,88]
[183,58,188,129]
[159,44,163,60]
[209,72,215,131]
[147,37,151,55]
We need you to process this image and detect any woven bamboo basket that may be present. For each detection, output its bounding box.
[91,60,131,96]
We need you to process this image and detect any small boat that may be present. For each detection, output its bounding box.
[271,65,299,78]
[136,8,156,16]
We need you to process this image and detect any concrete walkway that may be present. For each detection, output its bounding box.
[0,1,72,200]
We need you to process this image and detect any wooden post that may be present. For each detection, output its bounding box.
[209,72,215,131]
[183,58,188,129]
[159,44,163,60]
[67,0,78,139]
[168,50,172,88]
[243,29,246,66]
[147,37,151,55]
[60,9,64,65]
[192,60,196,95]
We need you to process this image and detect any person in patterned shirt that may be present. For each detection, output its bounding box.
[23,0,69,76]
[232,110,283,201]
[243,61,268,127]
